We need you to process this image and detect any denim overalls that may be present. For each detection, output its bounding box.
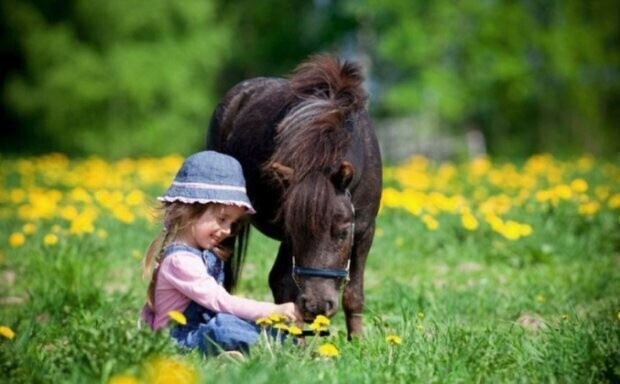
[164,244,263,355]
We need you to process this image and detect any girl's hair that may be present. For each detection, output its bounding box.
[142,201,249,311]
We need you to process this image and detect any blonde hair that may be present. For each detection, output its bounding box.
[142,202,242,311]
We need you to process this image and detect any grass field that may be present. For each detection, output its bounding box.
[1,153,619,383]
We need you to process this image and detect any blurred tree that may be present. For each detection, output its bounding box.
[343,0,620,156]
[212,0,357,91]
[1,0,231,157]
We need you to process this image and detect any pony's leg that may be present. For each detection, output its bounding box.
[342,224,374,338]
[268,239,299,304]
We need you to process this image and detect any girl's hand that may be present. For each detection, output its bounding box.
[274,302,303,322]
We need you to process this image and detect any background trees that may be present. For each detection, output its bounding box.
[1,0,618,158]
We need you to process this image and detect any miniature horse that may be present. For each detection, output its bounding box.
[207,54,382,337]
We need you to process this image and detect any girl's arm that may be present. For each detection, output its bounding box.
[160,252,280,321]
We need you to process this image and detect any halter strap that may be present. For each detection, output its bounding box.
[291,189,355,289]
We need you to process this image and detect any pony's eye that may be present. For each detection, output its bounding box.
[334,227,349,241]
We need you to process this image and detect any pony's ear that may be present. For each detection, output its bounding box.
[333,161,354,190]
[271,162,294,184]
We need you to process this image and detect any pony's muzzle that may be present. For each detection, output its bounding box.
[299,293,338,321]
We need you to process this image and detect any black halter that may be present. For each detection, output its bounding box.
[291,189,355,289]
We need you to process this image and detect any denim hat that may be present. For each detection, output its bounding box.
[158,151,255,214]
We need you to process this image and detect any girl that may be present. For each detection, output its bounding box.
[141,150,300,356]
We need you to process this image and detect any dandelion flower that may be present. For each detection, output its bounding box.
[22,223,36,234]
[0,326,15,340]
[287,325,302,336]
[317,343,339,358]
[313,315,330,327]
[421,215,439,230]
[268,314,287,323]
[310,315,330,332]
[273,323,289,332]
[416,324,425,332]
[535,295,545,302]
[578,201,600,216]
[570,179,588,193]
[256,317,273,327]
[43,233,58,246]
[385,335,402,345]
[461,213,479,231]
[417,312,425,319]
[143,357,197,384]
[107,374,140,384]
[9,233,25,247]
[168,310,187,325]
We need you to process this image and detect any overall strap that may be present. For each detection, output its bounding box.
[161,243,203,259]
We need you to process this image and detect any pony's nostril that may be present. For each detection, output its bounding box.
[323,299,338,316]
[325,300,334,312]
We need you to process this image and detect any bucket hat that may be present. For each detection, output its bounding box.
[158,151,255,214]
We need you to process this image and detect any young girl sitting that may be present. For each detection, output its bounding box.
[141,150,300,356]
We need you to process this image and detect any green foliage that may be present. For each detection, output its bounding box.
[344,0,620,156]
[1,1,618,157]
[1,0,231,157]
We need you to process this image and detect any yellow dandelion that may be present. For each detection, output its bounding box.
[421,215,439,230]
[143,356,198,384]
[287,325,302,336]
[69,214,95,235]
[385,335,402,345]
[316,343,340,358]
[22,223,36,234]
[131,250,142,260]
[570,179,588,193]
[578,201,600,216]
[43,233,58,246]
[461,213,479,231]
[535,294,545,302]
[9,232,25,247]
[256,317,273,327]
[416,324,425,332]
[273,323,289,332]
[268,314,288,323]
[313,315,330,327]
[97,229,108,239]
[417,312,425,319]
[107,374,140,384]
[0,326,15,340]
[168,310,187,325]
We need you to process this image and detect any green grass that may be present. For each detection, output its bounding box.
[1,155,619,383]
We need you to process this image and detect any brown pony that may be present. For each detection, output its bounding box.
[207,54,382,337]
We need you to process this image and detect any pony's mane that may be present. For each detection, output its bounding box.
[264,54,367,238]
[268,54,367,181]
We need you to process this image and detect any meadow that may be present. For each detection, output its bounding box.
[0,153,619,383]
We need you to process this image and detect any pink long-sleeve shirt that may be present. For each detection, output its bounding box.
[142,248,279,330]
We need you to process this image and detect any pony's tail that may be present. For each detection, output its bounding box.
[289,54,367,111]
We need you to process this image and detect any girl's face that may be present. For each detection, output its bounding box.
[179,204,246,250]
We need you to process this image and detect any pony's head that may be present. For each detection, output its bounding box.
[271,161,355,321]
